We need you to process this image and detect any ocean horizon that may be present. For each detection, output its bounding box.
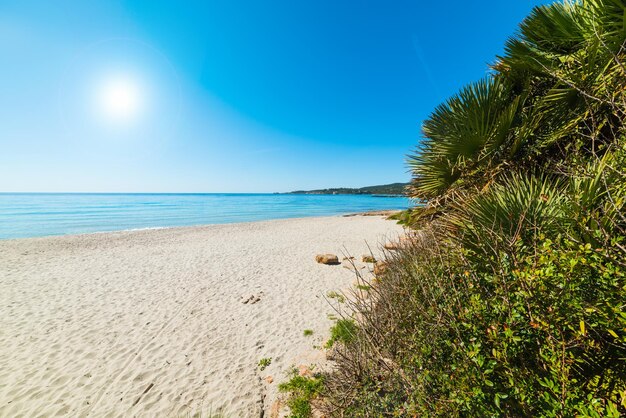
[0,192,411,240]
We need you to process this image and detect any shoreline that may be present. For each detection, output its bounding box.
[0,214,404,416]
[1,210,404,242]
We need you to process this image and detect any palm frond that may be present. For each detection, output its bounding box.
[408,77,518,199]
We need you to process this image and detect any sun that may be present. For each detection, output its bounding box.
[95,75,143,124]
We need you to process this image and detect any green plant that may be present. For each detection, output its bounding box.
[303,329,313,337]
[278,368,325,418]
[409,77,520,200]
[258,357,272,371]
[326,291,345,303]
[325,319,357,348]
[317,0,626,416]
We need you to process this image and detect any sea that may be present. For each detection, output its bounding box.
[0,193,411,240]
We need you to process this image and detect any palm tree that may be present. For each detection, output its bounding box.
[322,1,626,416]
[408,0,626,217]
[408,77,520,202]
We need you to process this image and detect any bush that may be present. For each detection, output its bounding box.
[321,211,626,416]
[278,368,325,418]
[325,319,358,348]
[314,1,626,415]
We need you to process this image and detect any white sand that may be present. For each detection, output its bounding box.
[0,215,403,417]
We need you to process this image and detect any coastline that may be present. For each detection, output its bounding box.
[0,210,403,242]
[0,214,404,416]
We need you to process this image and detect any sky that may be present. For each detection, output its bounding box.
[0,0,549,193]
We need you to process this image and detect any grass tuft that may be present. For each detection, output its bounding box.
[278,368,324,418]
[325,319,357,349]
[257,357,271,371]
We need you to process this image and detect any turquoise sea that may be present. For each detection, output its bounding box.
[0,193,411,240]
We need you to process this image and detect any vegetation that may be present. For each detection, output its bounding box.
[325,319,358,349]
[288,182,409,195]
[279,368,325,418]
[258,357,272,371]
[303,329,314,337]
[281,1,626,416]
[326,290,346,304]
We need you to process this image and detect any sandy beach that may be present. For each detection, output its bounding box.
[0,215,403,417]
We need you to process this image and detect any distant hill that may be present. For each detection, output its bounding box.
[288,182,409,196]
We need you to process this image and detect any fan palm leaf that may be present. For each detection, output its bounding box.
[408,77,520,199]
[451,173,569,256]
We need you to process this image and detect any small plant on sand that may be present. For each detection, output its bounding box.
[258,357,272,371]
[326,290,345,303]
[303,329,314,337]
[278,367,325,418]
[325,318,357,348]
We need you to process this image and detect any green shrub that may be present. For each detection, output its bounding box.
[322,218,626,416]
[278,368,325,418]
[325,319,357,348]
[332,159,626,415]
[317,1,626,415]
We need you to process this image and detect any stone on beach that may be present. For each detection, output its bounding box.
[315,254,339,265]
[384,241,400,250]
[384,235,414,251]
[298,365,313,377]
[242,294,262,304]
[374,261,388,276]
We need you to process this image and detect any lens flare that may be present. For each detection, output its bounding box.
[95,75,143,124]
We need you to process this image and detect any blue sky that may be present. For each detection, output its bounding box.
[0,0,549,192]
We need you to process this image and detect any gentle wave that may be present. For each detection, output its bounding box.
[0,193,411,239]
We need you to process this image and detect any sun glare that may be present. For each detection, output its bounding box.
[95,75,143,124]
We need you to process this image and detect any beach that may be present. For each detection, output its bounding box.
[0,214,404,417]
